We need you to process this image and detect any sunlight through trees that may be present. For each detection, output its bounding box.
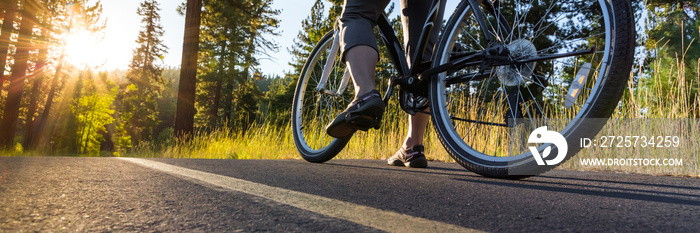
[0,0,697,157]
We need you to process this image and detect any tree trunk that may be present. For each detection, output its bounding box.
[221,28,233,128]
[173,0,202,139]
[222,76,233,127]
[0,0,17,89]
[208,41,227,130]
[23,25,48,148]
[0,2,35,148]
[209,79,222,129]
[32,48,65,149]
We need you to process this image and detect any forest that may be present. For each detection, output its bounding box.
[0,0,698,167]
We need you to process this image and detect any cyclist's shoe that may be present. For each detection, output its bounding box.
[388,145,428,168]
[326,90,385,138]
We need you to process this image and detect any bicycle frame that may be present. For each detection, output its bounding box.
[316,0,596,108]
[377,0,447,104]
[315,0,447,103]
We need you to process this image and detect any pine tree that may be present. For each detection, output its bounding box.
[0,0,18,89]
[27,0,104,149]
[0,0,37,148]
[269,0,342,121]
[288,0,331,76]
[72,73,115,154]
[121,0,168,146]
[174,0,202,139]
[192,0,279,131]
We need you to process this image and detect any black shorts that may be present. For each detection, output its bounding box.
[339,0,441,65]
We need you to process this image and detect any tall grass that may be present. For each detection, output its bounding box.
[556,119,700,176]
[127,99,453,162]
[126,43,699,176]
[131,121,298,160]
[555,42,700,176]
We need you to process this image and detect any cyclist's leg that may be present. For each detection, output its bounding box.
[402,113,430,148]
[326,0,391,138]
[400,0,441,149]
[345,47,377,99]
[339,0,391,98]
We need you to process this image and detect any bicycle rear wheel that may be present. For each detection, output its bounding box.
[292,30,354,163]
[430,0,635,178]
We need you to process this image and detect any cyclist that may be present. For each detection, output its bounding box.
[325,0,440,168]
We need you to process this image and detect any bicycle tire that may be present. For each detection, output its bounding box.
[430,0,635,178]
[292,30,352,163]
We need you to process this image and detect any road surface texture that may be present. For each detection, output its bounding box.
[0,157,698,232]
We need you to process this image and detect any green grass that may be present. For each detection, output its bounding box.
[4,46,698,178]
[121,49,699,177]
[120,115,698,177]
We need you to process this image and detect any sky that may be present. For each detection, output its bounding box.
[88,0,185,70]
[92,0,319,75]
[92,0,458,76]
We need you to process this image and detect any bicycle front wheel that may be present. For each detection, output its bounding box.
[292,30,354,163]
[430,0,635,178]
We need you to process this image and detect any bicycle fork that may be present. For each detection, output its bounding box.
[315,30,397,105]
[314,30,352,98]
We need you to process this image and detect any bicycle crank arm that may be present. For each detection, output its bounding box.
[384,75,420,105]
[383,76,398,105]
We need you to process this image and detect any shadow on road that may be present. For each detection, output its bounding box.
[539,175,700,191]
[455,177,700,206]
[321,160,700,206]
[323,161,478,177]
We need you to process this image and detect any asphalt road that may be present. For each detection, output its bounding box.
[0,157,698,232]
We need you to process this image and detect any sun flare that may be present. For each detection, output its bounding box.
[64,30,107,68]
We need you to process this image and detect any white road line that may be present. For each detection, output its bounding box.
[117,158,483,233]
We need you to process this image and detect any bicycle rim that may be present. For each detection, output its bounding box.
[430,0,633,176]
[292,31,353,162]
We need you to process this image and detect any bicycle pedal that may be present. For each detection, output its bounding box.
[346,114,379,131]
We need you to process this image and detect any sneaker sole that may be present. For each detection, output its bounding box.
[387,158,427,168]
[387,159,404,166]
[326,98,385,138]
[405,158,428,168]
[326,114,379,138]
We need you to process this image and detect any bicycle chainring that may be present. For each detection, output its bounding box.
[399,89,430,115]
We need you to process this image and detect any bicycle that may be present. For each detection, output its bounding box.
[291,0,635,178]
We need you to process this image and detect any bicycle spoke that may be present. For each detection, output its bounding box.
[499,82,520,155]
[530,0,560,38]
[514,90,533,153]
[529,72,577,111]
[531,13,568,40]
[537,31,605,55]
[512,0,536,40]
[419,0,632,178]
[472,70,499,140]
[462,26,485,50]
[554,60,602,72]
[523,81,553,126]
